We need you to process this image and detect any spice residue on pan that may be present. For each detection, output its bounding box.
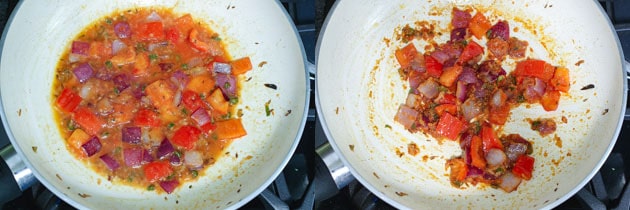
[581,84,595,90]
[258,61,268,68]
[349,144,355,151]
[574,60,584,66]
[553,135,562,148]
[32,146,38,153]
[407,143,420,156]
[78,193,91,198]
[395,192,408,196]
[264,83,277,90]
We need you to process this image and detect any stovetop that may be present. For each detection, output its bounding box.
[1,0,630,209]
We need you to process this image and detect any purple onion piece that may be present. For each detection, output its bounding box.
[99,154,120,171]
[489,21,510,41]
[213,62,232,74]
[142,149,153,164]
[111,39,126,54]
[157,139,175,159]
[458,67,478,84]
[122,127,142,144]
[451,8,471,29]
[123,147,144,168]
[191,108,211,126]
[170,71,189,89]
[215,73,237,99]
[114,22,132,39]
[430,50,450,64]
[159,180,179,194]
[455,81,468,102]
[148,42,168,52]
[466,166,484,177]
[146,11,162,22]
[450,28,467,42]
[170,154,182,166]
[71,41,90,55]
[112,74,130,91]
[183,150,203,169]
[81,136,102,157]
[159,63,174,71]
[132,86,145,99]
[73,63,94,83]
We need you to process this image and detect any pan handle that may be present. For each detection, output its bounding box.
[0,145,36,205]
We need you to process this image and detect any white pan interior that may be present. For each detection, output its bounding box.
[0,0,308,209]
[316,0,626,209]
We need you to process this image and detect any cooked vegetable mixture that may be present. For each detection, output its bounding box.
[393,7,570,192]
[52,8,252,194]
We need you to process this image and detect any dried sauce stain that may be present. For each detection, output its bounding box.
[17,109,21,116]
[581,84,595,90]
[349,144,355,151]
[422,155,429,162]
[373,172,380,179]
[552,156,565,166]
[31,146,38,153]
[395,192,408,196]
[395,148,404,157]
[78,193,91,198]
[372,125,379,136]
[561,116,568,123]
[383,38,391,47]
[56,174,62,181]
[257,61,268,68]
[602,109,609,115]
[574,60,585,66]
[554,134,562,148]
[335,107,339,115]
[408,143,420,156]
[284,110,292,116]
[368,90,373,98]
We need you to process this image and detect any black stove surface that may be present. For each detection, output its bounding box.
[2,0,630,210]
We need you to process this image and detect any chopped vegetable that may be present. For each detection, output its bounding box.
[424,55,443,78]
[457,41,483,64]
[213,119,247,140]
[469,135,486,169]
[81,136,102,157]
[144,161,173,182]
[100,154,120,171]
[230,57,253,75]
[514,59,555,81]
[512,155,535,180]
[185,74,215,94]
[72,107,104,135]
[171,126,201,150]
[133,109,161,127]
[207,88,229,115]
[56,88,82,113]
[550,67,570,92]
[53,9,250,194]
[392,6,571,193]
[395,43,418,69]
[436,112,465,140]
[469,12,491,39]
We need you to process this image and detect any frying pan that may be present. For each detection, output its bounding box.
[0,0,309,209]
[316,0,627,209]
